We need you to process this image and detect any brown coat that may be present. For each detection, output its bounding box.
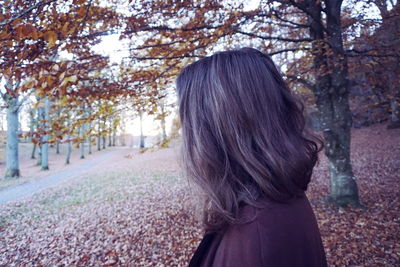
[189,193,327,267]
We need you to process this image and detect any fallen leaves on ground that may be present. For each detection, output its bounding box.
[0,122,399,266]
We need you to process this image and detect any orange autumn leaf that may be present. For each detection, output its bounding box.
[0,30,10,39]
[16,24,37,38]
[47,76,54,87]
[78,7,86,17]
[62,22,70,35]
[44,31,58,47]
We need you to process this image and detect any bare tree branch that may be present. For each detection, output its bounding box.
[130,54,204,60]
[234,30,313,42]
[346,48,400,58]
[284,0,329,33]
[0,0,58,27]
[268,47,310,56]
[286,75,316,91]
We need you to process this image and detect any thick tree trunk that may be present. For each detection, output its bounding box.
[308,0,360,206]
[112,130,116,146]
[315,90,360,206]
[41,97,50,170]
[5,96,20,178]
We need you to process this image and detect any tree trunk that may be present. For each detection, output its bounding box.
[56,141,60,154]
[66,137,72,164]
[31,143,37,159]
[139,111,145,148]
[102,118,106,149]
[36,144,42,166]
[36,103,43,166]
[28,108,35,143]
[161,117,167,142]
[41,97,50,170]
[88,121,92,154]
[55,106,61,154]
[112,130,116,146]
[373,0,400,129]
[97,119,101,151]
[160,103,167,142]
[79,123,85,159]
[308,0,360,206]
[388,95,400,129]
[121,134,126,146]
[5,96,20,178]
[65,119,72,164]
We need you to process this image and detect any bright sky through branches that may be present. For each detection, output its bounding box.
[14,0,383,138]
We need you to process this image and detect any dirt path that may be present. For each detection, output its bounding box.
[0,148,126,204]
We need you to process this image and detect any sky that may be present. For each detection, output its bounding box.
[89,0,261,136]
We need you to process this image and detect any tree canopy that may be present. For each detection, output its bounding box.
[1,0,399,206]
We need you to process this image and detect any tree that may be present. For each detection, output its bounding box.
[301,0,359,206]
[1,0,122,176]
[347,0,400,129]
[3,79,22,178]
[120,0,372,206]
[41,97,50,170]
[1,0,394,206]
[28,105,38,159]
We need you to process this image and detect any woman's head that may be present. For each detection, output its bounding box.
[176,47,324,231]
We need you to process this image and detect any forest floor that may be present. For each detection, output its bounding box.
[0,121,399,266]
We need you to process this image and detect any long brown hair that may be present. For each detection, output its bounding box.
[176,47,324,231]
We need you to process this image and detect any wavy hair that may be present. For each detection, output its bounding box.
[176,47,324,231]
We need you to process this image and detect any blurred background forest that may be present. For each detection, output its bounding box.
[0,0,399,266]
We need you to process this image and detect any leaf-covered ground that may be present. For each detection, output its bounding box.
[0,122,399,266]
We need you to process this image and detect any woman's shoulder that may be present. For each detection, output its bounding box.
[236,192,310,224]
[232,193,322,242]
[209,193,327,266]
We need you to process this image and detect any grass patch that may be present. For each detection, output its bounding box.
[0,176,31,191]
[0,169,180,227]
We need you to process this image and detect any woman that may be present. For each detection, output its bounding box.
[176,47,328,267]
